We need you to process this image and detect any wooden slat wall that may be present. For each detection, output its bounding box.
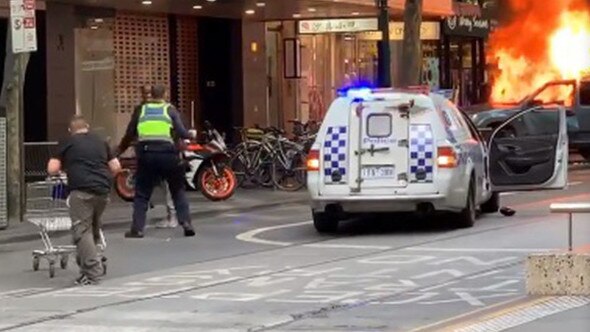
[113,13,170,115]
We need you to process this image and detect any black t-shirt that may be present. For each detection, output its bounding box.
[55,132,114,195]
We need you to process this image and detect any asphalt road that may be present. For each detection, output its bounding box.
[1,170,590,331]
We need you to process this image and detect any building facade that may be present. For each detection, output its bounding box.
[0,0,486,145]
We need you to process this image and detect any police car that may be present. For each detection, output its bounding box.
[306,86,569,233]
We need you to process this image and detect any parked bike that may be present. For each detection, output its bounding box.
[114,122,237,202]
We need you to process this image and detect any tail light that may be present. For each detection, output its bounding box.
[437,146,458,168]
[307,149,320,171]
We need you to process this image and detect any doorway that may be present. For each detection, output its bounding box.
[197,18,243,141]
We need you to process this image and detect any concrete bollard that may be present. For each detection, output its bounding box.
[526,251,590,295]
[525,203,590,296]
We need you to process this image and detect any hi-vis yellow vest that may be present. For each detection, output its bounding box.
[137,102,174,143]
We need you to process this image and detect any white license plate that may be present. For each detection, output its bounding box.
[361,165,395,179]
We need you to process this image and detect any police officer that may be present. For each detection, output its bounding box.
[117,84,195,238]
[119,85,178,229]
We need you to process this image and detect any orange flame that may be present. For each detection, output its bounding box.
[489,0,590,104]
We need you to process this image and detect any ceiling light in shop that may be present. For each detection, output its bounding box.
[351,12,360,16]
[94,18,104,23]
[141,0,152,5]
[193,5,202,9]
[293,13,301,18]
[245,9,255,15]
[308,8,317,12]
[206,0,216,2]
[256,2,266,7]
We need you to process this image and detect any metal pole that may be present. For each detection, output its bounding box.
[376,0,391,88]
[568,213,573,252]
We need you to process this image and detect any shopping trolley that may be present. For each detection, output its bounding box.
[26,176,107,278]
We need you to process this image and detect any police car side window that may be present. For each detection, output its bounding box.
[367,114,392,137]
[442,103,469,140]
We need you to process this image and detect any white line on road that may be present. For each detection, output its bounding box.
[235,221,311,246]
[303,243,392,250]
[404,247,553,253]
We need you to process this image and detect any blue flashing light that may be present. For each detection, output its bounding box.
[337,82,376,100]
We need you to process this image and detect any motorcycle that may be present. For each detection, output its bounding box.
[114,122,237,202]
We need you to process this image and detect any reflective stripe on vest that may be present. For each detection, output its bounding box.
[137,103,174,142]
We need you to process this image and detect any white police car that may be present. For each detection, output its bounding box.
[306,86,569,233]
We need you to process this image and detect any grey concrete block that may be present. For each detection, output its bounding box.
[526,253,590,295]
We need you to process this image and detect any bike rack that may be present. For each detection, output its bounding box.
[549,202,590,251]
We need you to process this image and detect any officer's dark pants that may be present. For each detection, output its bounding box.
[131,143,192,232]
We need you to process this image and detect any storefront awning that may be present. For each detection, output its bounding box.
[326,0,455,17]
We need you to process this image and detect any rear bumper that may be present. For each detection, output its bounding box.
[311,194,462,214]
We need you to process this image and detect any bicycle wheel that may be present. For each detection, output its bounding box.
[271,149,307,191]
[231,141,263,189]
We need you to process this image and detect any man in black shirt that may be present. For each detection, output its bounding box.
[47,115,121,285]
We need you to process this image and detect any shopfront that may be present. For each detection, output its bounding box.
[266,17,443,126]
[441,13,491,107]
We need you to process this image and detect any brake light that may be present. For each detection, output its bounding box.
[437,146,458,168]
[307,149,320,171]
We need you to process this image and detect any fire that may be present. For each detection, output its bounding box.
[489,0,590,104]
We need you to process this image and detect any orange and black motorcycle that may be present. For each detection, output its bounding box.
[114,122,237,202]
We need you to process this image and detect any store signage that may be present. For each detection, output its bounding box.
[444,15,490,38]
[359,22,440,41]
[9,0,37,53]
[298,18,378,34]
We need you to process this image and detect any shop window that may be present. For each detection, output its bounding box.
[367,114,392,138]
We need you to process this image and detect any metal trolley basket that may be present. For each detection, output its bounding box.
[26,176,107,278]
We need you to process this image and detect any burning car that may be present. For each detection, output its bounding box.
[466,0,590,159]
[468,78,590,160]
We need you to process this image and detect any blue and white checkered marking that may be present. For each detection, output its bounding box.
[409,124,434,183]
[323,126,348,184]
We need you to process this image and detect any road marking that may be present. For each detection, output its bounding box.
[404,247,553,253]
[303,243,391,250]
[235,220,310,246]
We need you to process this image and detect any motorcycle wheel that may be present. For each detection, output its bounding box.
[199,165,237,201]
[115,169,135,202]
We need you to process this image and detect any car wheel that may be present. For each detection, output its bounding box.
[481,192,500,214]
[455,179,477,228]
[312,210,339,234]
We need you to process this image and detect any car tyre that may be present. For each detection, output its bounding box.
[455,179,477,228]
[481,192,500,214]
[312,210,339,234]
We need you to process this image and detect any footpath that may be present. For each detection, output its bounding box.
[0,189,308,245]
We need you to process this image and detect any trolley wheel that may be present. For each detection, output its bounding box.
[32,256,40,271]
[60,255,69,269]
[49,261,56,278]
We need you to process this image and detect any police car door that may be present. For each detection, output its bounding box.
[349,100,409,194]
[488,105,568,192]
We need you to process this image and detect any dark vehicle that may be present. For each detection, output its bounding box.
[467,78,590,160]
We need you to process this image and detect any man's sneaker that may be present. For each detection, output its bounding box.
[124,230,144,238]
[155,216,178,229]
[75,274,99,286]
[182,223,196,237]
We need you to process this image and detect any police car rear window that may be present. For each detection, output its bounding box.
[367,114,392,137]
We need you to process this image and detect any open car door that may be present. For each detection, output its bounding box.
[488,105,568,192]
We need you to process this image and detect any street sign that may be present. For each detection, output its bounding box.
[9,0,37,53]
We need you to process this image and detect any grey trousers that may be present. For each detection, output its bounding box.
[68,190,109,280]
